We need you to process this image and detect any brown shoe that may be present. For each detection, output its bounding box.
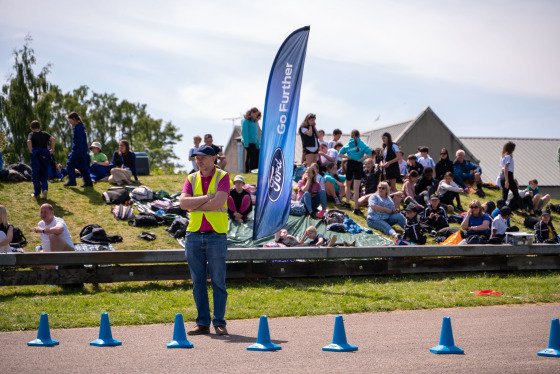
[187,325,210,335]
[214,325,229,335]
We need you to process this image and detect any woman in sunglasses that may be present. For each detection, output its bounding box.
[435,148,454,181]
[366,181,405,239]
[460,199,492,239]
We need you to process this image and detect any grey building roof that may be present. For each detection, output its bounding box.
[458,137,560,187]
[361,119,414,149]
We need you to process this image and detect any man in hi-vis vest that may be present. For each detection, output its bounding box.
[180,145,231,336]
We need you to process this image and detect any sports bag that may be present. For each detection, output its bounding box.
[128,212,165,227]
[523,216,539,229]
[102,187,131,204]
[324,209,348,233]
[150,199,173,211]
[290,201,307,216]
[131,186,154,201]
[112,204,135,220]
[10,226,28,247]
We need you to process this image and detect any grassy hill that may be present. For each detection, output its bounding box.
[1,173,558,251]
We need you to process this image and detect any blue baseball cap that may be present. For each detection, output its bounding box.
[193,145,215,156]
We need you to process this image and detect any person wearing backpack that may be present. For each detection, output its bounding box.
[0,205,14,253]
[180,145,230,336]
[27,120,56,199]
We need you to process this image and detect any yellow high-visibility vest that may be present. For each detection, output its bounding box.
[186,168,229,234]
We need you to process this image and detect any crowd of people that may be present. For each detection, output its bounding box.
[1,108,559,338]
[223,111,557,245]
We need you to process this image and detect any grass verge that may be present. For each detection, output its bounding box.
[1,271,559,331]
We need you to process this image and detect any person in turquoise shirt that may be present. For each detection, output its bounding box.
[324,162,346,204]
[338,129,372,215]
[241,107,261,172]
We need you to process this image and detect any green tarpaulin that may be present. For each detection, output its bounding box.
[178,211,393,248]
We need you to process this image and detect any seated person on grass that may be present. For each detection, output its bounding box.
[414,167,439,206]
[89,141,112,182]
[227,175,252,223]
[397,151,408,182]
[318,143,338,173]
[526,179,551,213]
[461,199,492,240]
[488,206,512,244]
[534,208,559,244]
[366,181,405,240]
[417,146,435,168]
[324,162,346,205]
[437,171,465,212]
[403,203,427,245]
[0,205,14,253]
[402,170,421,206]
[358,158,402,209]
[406,154,424,175]
[33,203,75,252]
[453,149,484,195]
[423,194,449,231]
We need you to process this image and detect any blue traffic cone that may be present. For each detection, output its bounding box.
[167,314,194,349]
[247,315,281,351]
[430,316,464,354]
[322,315,358,352]
[27,313,59,347]
[90,313,122,346]
[537,318,560,357]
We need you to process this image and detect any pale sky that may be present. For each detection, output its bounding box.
[1,0,559,169]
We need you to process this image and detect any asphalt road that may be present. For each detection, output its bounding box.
[1,303,559,373]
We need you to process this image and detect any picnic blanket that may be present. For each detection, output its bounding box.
[177,211,393,248]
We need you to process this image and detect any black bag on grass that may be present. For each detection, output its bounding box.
[80,224,122,244]
[10,226,27,247]
[102,187,131,204]
[523,216,539,229]
[128,212,165,227]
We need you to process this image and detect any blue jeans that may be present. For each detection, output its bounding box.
[300,190,327,213]
[31,148,51,195]
[185,231,227,327]
[367,213,405,235]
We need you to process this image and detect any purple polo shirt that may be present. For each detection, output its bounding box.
[183,168,231,231]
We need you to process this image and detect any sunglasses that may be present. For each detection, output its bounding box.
[378,187,386,190]
[440,153,447,155]
[470,206,480,209]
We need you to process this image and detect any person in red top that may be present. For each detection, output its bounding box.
[179,145,231,336]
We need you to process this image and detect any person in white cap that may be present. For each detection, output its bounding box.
[89,141,111,182]
[227,175,252,223]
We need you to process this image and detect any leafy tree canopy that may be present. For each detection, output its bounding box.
[0,35,182,171]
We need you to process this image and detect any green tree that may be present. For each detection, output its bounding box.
[1,36,183,171]
[0,35,54,164]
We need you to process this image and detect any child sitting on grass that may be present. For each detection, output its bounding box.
[488,206,512,244]
[403,203,427,245]
[526,179,551,214]
[534,208,559,244]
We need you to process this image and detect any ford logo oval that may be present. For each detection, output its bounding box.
[267,147,285,202]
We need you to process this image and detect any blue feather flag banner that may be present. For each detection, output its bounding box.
[252,26,310,240]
